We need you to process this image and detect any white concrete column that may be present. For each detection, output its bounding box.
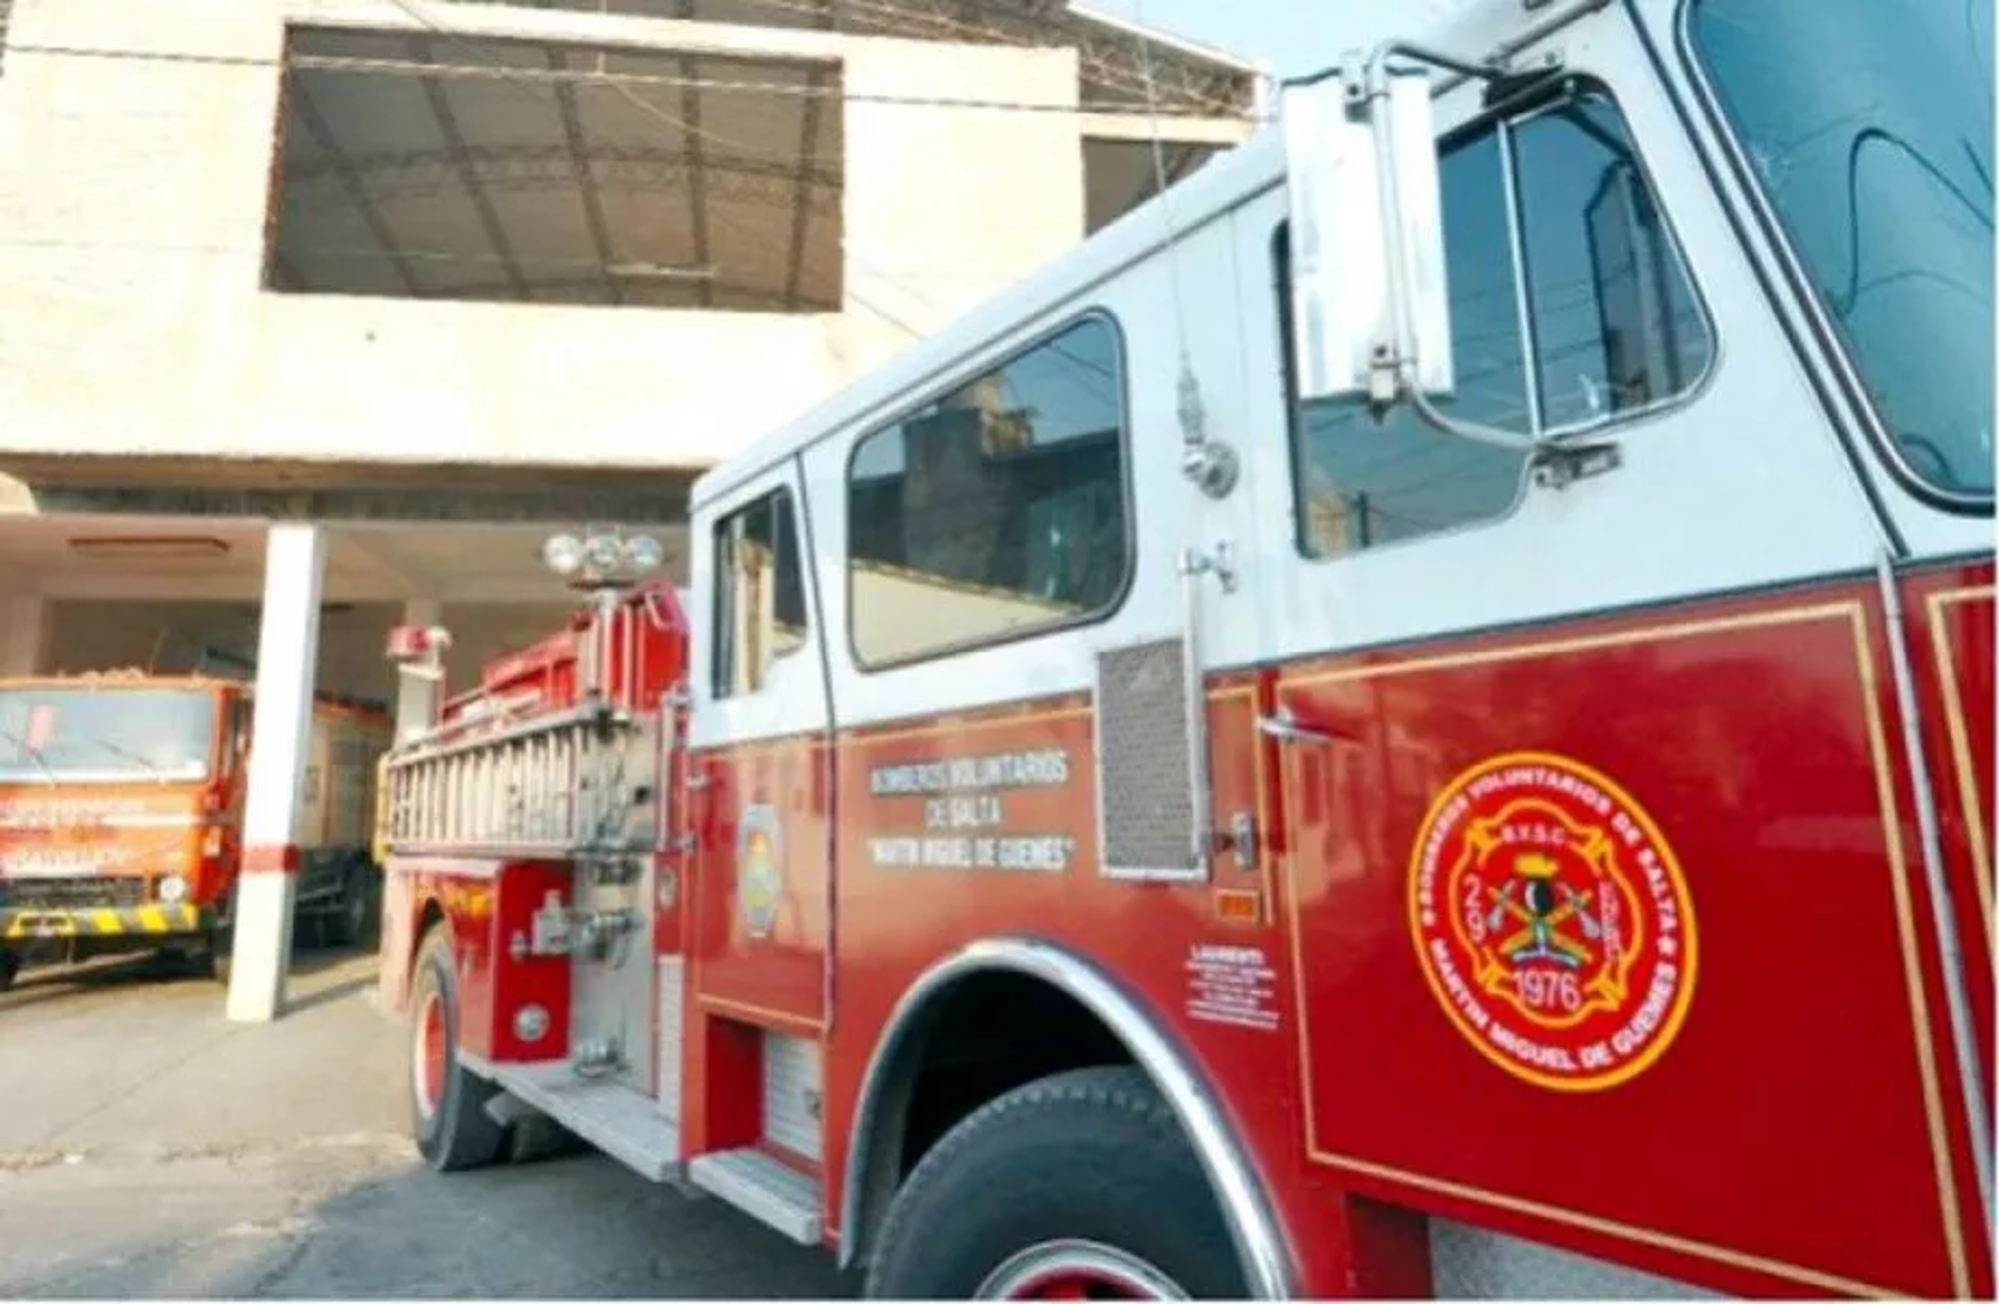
[395,599,442,742]
[226,523,326,1024]
[0,597,50,677]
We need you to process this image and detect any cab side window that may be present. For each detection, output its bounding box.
[1277,89,1712,558]
[712,486,809,700]
[845,314,1130,668]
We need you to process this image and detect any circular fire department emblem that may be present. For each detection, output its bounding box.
[737,805,783,941]
[1408,751,1698,1093]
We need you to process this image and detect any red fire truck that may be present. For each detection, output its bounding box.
[374,0,1994,1296]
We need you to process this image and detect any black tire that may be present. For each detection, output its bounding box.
[864,1066,1248,1300]
[0,948,18,992]
[408,926,506,1172]
[323,863,376,951]
[196,883,237,983]
[193,934,230,983]
[354,865,382,950]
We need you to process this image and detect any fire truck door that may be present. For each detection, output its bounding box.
[1229,23,1989,1295]
[687,467,832,1032]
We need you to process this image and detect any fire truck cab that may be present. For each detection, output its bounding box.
[377,0,1993,1297]
[0,673,389,987]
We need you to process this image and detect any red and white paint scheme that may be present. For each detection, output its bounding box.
[374,0,1994,1296]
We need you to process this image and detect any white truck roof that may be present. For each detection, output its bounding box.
[687,0,1548,511]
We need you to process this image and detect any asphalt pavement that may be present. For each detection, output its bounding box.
[0,947,858,1298]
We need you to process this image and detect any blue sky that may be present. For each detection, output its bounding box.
[1079,1,1462,77]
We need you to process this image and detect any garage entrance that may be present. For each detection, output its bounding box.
[0,503,685,1016]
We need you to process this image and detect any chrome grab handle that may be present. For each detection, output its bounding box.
[1256,703,1335,747]
[1177,544,1225,882]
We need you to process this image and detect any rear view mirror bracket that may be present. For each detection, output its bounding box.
[1356,41,1539,454]
[1284,37,1623,484]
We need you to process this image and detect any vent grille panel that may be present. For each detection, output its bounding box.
[1095,638,1194,877]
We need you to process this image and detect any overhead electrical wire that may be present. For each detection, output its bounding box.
[3,26,1262,125]
[281,49,1262,122]
[711,0,1253,119]
[3,0,1241,366]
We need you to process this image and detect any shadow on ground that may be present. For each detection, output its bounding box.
[2,1129,861,1298]
[2,934,366,1015]
[0,941,861,1299]
[252,1147,862,1299]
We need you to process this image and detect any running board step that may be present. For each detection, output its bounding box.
[686,1148,823,1245]
[486,1061,680,1182]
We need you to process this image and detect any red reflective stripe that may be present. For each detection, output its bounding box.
[243,843,300,874]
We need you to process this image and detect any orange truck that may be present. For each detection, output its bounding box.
[0,670,391,989]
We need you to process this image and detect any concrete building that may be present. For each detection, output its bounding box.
[0,0,1259,1012]
[0,0,1260,688]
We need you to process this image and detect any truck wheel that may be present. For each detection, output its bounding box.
[193,926,231,983]
[324,864,375,951]
[408,927,505,1172]
[196,883,237,983]
[206,936,232,985]
[864,1066,1248,1300]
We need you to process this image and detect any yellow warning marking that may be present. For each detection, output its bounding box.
[0,905,204,938]
[4,914,77,940]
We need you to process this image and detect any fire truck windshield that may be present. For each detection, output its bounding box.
[1688,0,1995,500]
[0,688,217,785]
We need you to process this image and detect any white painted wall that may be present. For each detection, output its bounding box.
[0,596,49,676]
[0,0,1124,476]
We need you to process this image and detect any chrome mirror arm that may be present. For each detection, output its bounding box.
[1255,704,1335,747]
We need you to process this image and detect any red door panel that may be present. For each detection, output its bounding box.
[691,737,830,1031]
[1271,584,1981,1298]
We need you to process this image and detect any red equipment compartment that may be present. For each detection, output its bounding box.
[436,581,688,726]
[473,861,576,1064]
[381,858,575,1065]
[445,632,579,724]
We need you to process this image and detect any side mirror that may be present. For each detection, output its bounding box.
[1280,57,1455,409]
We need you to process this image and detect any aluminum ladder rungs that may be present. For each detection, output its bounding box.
[384,716,625,854]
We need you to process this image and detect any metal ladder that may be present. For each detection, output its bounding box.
[380,704,639,858]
